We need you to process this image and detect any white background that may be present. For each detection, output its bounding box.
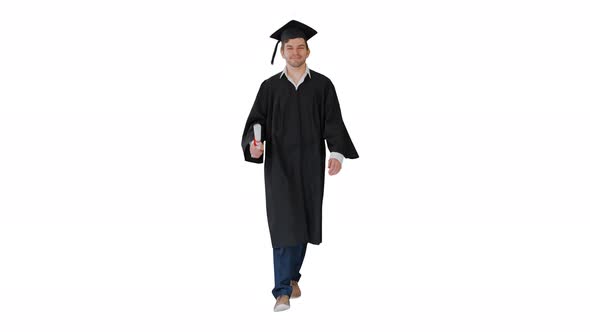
[1,0,589,331]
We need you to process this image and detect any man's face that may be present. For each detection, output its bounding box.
[280,38,310,68]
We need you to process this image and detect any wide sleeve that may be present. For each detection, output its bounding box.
[241,80,269,163]
[323,80,359,159]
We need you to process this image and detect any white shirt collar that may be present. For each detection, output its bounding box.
[279,64,311,79]
[280,64,311,90]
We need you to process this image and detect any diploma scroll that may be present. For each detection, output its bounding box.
[253,124,263,150]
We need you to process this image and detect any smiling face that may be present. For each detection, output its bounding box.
[280,37,310,68]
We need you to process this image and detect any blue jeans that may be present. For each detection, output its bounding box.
[272,242,307,298]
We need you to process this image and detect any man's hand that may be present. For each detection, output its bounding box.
[250,141,264,159]
[328,158,341,176]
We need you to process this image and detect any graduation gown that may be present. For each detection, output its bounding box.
[241,70,359,248]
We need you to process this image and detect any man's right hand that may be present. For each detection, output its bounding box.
[250,141,264,159]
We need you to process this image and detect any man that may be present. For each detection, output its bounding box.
[241,20,359,312]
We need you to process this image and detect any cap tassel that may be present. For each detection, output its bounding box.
[271,40,280,65]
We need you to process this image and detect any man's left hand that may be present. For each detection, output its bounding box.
[328,158,342,176]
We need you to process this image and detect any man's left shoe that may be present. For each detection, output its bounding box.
[290,280,301,298]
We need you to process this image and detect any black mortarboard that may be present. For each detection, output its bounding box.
[270,20,317,65]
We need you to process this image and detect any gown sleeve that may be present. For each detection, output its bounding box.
[323,80,359,159]
[241,80,269,163]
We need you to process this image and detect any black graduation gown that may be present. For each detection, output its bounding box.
[241,70,359,248]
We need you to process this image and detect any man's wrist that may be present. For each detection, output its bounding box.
[329,152,344,164]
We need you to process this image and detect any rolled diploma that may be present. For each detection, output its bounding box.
[253,124,262,150]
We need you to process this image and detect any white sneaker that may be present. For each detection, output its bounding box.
[273,295,290,312]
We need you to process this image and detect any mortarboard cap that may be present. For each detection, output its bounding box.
[270,20,317,65]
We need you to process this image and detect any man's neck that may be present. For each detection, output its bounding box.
[286,63,307,79]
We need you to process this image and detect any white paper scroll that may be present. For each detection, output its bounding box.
[253,124,263,150]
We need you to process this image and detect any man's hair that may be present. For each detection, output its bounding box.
[280,38,309,51]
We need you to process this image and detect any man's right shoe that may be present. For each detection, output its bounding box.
[290,280,301,298]
[274,295,290,312]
